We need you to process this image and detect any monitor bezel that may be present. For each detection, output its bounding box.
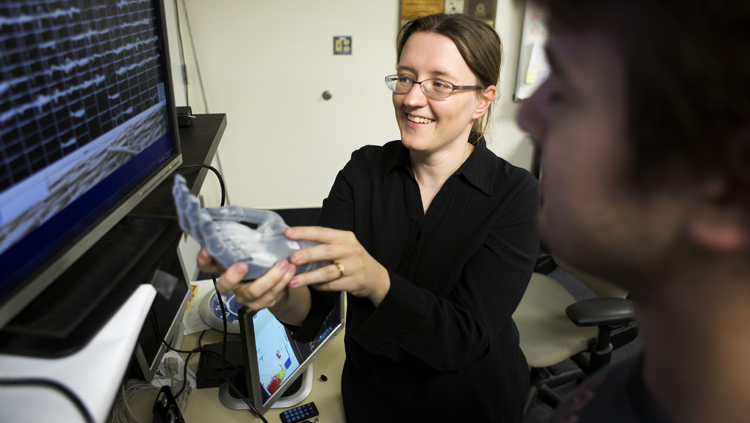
[0,0,183,330]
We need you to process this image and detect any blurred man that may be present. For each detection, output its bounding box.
[516,1,750,422]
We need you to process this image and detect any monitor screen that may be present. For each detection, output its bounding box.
[0,0,182,330]
[219,293,345,415]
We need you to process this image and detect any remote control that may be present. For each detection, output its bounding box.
[279,402,319,423]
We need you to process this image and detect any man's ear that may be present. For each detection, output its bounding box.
[687,199,750,252]
[473,85,497,119]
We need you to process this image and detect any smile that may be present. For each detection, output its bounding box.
[407,114,434,124]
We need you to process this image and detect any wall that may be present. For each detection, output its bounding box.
[174,0,532,209]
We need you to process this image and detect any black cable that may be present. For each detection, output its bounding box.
[149,279,267,422]
[160,164,266,421]
[0,378,95,423]
[148,309,243,373]
[197,329,208,347]
[148,308,244,402]
[172,0,189,106]
[175,2,232,205]
[212,275,270,423]
[175,164,226,206]
[180,0,208,115]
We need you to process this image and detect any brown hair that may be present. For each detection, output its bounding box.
[531,0,750,206]
[396,13,503,144]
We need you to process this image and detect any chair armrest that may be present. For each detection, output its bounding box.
[566,297,634,327]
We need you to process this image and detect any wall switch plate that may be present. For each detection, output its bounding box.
[333,36,351,55]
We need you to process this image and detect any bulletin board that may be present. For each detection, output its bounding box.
[399,0,497,28]
[513,2,548,102]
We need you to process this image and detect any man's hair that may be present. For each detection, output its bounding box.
[532,0,750,206]
[397,13,503,144]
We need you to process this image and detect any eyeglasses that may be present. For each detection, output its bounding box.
[385,74,483,99]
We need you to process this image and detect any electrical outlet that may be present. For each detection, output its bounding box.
[333,36,352,55]
[445,0,465,14]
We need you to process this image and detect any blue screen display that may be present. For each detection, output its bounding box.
[0,0,176,307]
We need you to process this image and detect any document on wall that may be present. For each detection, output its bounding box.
[525,39,549,84]
[514,2,549,102]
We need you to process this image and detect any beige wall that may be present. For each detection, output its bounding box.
[173,0,533,209]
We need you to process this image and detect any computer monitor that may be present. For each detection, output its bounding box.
[0,0,181,345]
[216,293,346,415]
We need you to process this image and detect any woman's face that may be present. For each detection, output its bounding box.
[393,32,495,157]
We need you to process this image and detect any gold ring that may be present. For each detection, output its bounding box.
[335,263,345,279]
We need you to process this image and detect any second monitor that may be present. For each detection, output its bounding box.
[215,292,345,415]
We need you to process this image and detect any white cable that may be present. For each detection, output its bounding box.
[114,382,158,423]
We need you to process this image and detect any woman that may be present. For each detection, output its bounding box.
[201,13,539,422]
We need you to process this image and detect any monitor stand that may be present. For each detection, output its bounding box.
[218,363,314,410]
[270,364,314,409]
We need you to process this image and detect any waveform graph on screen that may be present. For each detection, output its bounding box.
[0,0,170,256]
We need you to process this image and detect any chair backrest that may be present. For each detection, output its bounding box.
[553,255,628,299]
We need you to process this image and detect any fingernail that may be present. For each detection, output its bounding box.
[234,262,248,275]
[276,260,288,270]
[289,278,299,288]
[291,253,302,263]
[286,228,296,236]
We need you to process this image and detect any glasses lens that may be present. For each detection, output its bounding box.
[423,79,454,98]
[386,75,413,93]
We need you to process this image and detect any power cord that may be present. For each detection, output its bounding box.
[148,281,269,423]
[156,163,269,422]
[172,0,189,106]
[108,382,159,423]
[176,164,226,207]
[174,0,231,205]
[0,378,95,423]
[211,275,270,422]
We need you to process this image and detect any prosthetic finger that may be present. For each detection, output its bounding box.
[172,174,204,243]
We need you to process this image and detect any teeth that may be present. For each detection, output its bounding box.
[407,114,434,124]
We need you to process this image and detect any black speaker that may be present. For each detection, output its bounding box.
[152,386,185,423]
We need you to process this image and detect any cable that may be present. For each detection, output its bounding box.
[180,0,208,115]
[177,0,232,205]
[161,164,268,421]
[197,329,208,347]
[0,378,95,423]
[176,164,226,207]
[148,296,268,422]
[172,0,189,106]
[120,382,147,423]
[212,275,270,423]
[109,382,159,423]
[148,309,243,373]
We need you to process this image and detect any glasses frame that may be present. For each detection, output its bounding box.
[385,74,484,99]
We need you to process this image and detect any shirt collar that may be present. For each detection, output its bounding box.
[384,137,497,196]
[456,137,496,196]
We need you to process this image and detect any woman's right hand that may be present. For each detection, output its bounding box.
[196,248,297,312]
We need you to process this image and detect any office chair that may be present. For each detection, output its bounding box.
[512,256,638,420]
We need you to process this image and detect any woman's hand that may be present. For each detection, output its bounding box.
[196,248,297,312]
[285,227,391,307]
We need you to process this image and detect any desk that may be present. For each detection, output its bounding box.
[180,329,346,423]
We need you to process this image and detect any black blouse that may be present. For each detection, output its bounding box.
[293,139,540,423]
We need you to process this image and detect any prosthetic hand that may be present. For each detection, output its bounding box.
[172,174,325,280]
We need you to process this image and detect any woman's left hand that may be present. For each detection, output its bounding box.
[285,226,391,307]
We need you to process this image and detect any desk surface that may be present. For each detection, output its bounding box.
[181,328,346,423]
